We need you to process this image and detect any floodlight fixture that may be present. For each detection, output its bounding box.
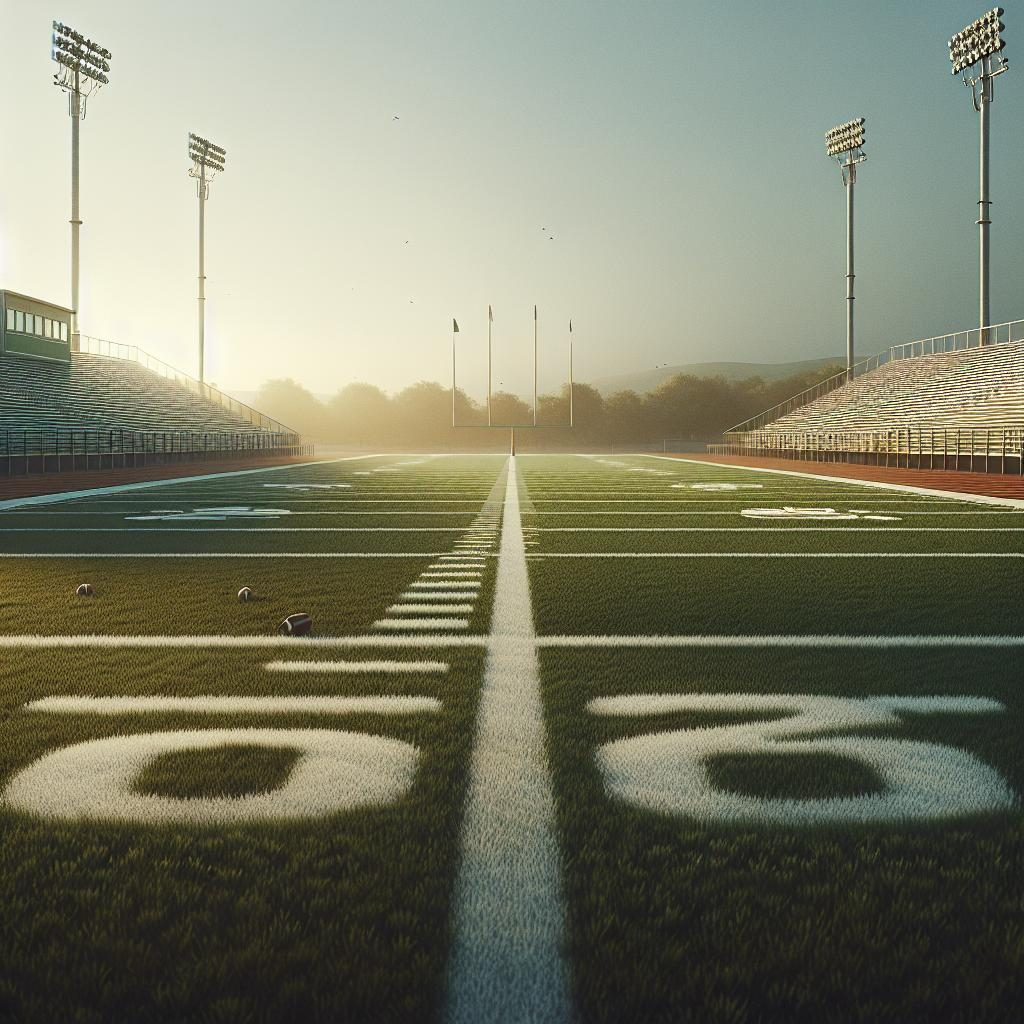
[188,132,229,383]
[51,20,112,348]
[948,8,1009,341]
[825,117,867,373]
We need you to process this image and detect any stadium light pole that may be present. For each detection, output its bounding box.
[51,21,111,351]
[533,304,538,426]
[487,305,493,426]
[949,8,1008,344]
[451,318,459,427]
[825,118,866,377]
[188,134,227,383]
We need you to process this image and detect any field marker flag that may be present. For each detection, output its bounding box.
[451,319,459,426]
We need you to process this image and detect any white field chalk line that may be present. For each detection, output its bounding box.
[448,456,572,1024]
[25,695,441,715]
[388,604,476,614]
[373,619,470,631]
[644,455,1024,510]
[534,634,1024,648]
[532,527,1024,533]
[410,580,482,588]
[402,592,480,601]
[0,455,381,511]
[264,660,450,673]
[2,633,1021,649]
[0,553,452,559]
[528,553,1024,559]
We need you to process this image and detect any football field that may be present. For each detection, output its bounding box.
[1,452,1022,1021]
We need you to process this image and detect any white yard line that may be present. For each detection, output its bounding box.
[373,618,470,631]
[0,635,490,648]
[535,634,1024,648]
[264,660,450,673]
[644,455,1024,509]
[0,553,449,559]
[24,695,441,715]
[447,456,571,1024]
[0,455,381,511]
[533,527,1024,532]
[528,552,1024,559]
[388,605,476,614]
[2,632,1021,649]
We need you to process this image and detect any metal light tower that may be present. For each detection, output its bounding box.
[949,7,1008,343]
[51,21,111,350]
[825,118,866,375]
[188,134,227,383]
[568,319,574,428]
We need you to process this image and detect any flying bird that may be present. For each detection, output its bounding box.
[393,115,400,120]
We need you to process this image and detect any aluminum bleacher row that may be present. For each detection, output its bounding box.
[717,336,1024,474]
[0,350,308,473]
[1,351,259,434]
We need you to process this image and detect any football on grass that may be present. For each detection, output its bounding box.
[237,587,255,602]
[279,613,312,636]
[75,583,95,597]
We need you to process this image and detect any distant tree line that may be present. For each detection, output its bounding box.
[254,364,843,447]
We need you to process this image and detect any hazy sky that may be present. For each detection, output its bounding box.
[2,1,1023,399]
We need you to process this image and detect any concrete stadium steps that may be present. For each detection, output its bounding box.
[756,340,1024,435]
[0,351,261,435]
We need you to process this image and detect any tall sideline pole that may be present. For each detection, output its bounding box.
[52,22,111,351]
[487,305,493,427]
[70,67,81,349]
[979,52,992,342]
[569,319,574,428]
[845,160,855,373]
[198,163,206,383]
[533,304,538,426]
[825,118,865,380]
[188,134,227,385]
[948,8,1008,346]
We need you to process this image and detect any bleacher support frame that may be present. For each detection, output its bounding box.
[1,426,311,478]
[711,426,1023,476]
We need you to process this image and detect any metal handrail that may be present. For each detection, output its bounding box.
[1,425,305,458]
[77,335,295,434]
[726,317,1024,434]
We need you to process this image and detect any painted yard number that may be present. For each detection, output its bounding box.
[1,693,1015,827]
[590,694,1016,825]
[2,697,431,825]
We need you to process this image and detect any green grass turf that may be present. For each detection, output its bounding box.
[0,558,435,635]
[135,744,302,799]
[539,645,1024,1023]
[707,750,885,799]
[0,645,486,1023]
[527,556,1021,635]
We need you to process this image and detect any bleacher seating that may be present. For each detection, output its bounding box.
[0,351,263,435]
[756,340,1024,436]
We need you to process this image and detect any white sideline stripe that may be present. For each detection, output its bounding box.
[0,455,379,510]
[518,510,1024,516]
[448,456,571,1023]
[644,455,1024,509]
[0,553,448,559]
[373,618,470,631]
[265,660,450,673]
[25,695,441,715]
[534,634,1024,648]
[528,552,1024,559]
[388,604,475,614]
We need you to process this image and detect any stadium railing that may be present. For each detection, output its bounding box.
[1,426,312,478]
[726,317,1024,435]
[78,336,294,435]
[709,425,1023,475]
